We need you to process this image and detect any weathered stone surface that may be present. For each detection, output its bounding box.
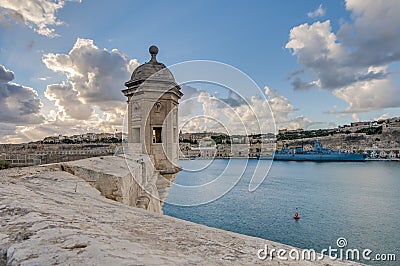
[0,165,361,265]
[60,155,169,214]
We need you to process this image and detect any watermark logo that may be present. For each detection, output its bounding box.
[336,237,347,248]
[257,237,397,262]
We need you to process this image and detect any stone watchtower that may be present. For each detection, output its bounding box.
[123,46,183,182]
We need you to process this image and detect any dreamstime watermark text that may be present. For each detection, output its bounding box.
[257,237,397,262]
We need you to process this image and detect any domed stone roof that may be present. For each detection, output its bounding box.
[129,45,175,83]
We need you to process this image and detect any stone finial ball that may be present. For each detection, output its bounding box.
[149,45,158,55]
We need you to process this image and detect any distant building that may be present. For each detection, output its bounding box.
[278,129,288,134]
[382,121,400,133]
[278,128,303,134]
[350,121,373,131]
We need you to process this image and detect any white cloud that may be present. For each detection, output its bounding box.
[286,20,353,90]
[43,38,139,120]
[179,85,318,134]
[1,39,138,143]
[307,4,326,18]
[178,85,273,135]
[333,69,400,112]
[265,86,322,130]
[352,113,360,122]
[6,114,124,144]
[288,116,319,130]
[45,82,93,120]
[265,86,295,121]
[0,0,80,37]
[375,113,390,121]
[286,0,400,114]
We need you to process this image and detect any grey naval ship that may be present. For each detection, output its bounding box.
[257,140,368,161]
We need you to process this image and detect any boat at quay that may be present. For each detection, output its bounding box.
[257,140,368,161]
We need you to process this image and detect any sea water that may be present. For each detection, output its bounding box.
[163,159,400,265]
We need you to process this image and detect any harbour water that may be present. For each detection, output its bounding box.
[163,159,400,265]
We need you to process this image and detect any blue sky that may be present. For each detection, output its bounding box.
[0,0,399,143]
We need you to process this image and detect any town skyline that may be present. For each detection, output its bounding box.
[1,1,400,143]
[7,115,398,145]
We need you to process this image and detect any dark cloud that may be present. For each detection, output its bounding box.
[179,85,203,118]
[287,69,304,80]
[7,10,25,24]
[216,90,247,108]
[0,65,43,125]
[0,65,14,82]
[0,83,44,124]
[180,85,204,101]
[0,123,17,143]
[28,40,35,50]
[180,84,250,119]
[343,1,400,67]
[291,77,316,91]
[356,70,389,82]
